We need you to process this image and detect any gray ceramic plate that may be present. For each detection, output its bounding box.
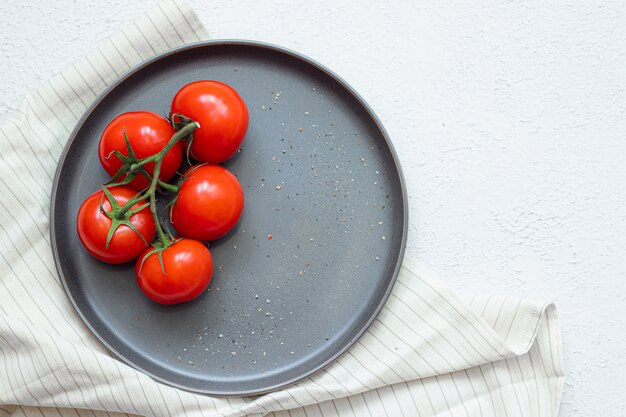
[51,40,407,396]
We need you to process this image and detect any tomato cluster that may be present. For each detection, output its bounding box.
[76,80,248,305]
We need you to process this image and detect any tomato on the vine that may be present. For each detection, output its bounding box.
[98,111,183,190]
[135,239,213,305]
[77,186,155,264]
[170,164,244,241]
[170,80,248,163]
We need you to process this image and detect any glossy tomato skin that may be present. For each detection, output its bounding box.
[171,164,244,241]
[171,80,248,163]
[98,111,182,190]
[135,239,213,305]
[76,187,155,264]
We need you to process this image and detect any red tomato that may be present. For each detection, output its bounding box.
[77,187,155,264]
[98,111,183,190]
[170,164,244,241]
[135,239,213,304]
[170,80,248,163]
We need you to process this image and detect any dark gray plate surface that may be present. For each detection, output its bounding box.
[51,40,407,396]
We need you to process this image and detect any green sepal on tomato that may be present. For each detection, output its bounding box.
[170,80,248,163]
[98,111,183,190]
[170,163,244,241]
[135,238,213,305]
[76,186,155,264]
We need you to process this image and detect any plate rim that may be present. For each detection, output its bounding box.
[50,39,408,396]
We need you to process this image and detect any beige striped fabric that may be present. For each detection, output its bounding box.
[0,1,564,416]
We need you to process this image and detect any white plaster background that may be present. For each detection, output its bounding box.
[1,1,625,415]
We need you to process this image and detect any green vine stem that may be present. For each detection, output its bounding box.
[157,179,179,193]
[107,121,199,248]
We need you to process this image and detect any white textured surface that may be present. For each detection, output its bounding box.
[0,1,624,415]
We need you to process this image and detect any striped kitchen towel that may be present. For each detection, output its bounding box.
[0,1,564,416]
